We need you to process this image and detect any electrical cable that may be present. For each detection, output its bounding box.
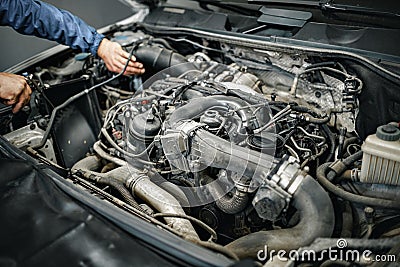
[165,37,223,53]
[153,213,218,242]
[32,41,140,149]
[100,128,156,165]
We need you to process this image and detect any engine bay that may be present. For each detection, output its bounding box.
[1,12,400,264]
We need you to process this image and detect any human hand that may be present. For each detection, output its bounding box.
[0,73,32,113]
[97,39,145,75]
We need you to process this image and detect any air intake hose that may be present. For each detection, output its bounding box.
[191,129,275,178]
[201,174,249,214]
[135,46,196,75]
[71,157,200,241]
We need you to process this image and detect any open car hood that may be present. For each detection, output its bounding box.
[1,1,400,266]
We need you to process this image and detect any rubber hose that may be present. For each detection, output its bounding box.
[159,181,190,207]
[317,163,400,209]
[342,150,363,167]
[134,46,195,74]
[326,151,363,181]
[93,141,126,166]
[201,174,249,214]
[168,95,267,127]
[97,176,145,212]
[225,175,335,259]
[71,156,146,212]
[168,97,223,126]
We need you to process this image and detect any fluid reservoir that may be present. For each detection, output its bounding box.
[127,110,161,154]
[360,124,400,185]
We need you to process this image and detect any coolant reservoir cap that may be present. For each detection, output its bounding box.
[376,124,400,141]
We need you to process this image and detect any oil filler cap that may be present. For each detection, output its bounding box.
[376,124,400,141]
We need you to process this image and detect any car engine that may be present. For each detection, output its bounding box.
[2,22,400,264]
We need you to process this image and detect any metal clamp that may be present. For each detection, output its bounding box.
[160,120,205,171]
[253,156,305,221]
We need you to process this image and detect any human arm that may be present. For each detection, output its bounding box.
[0,0,144,75]
[0,0,104,55]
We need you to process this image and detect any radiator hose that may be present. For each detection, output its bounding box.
[225,175,335,259]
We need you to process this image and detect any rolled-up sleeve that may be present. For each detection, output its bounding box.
[0,0,105,55]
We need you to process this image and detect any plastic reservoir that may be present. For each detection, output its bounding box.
[360,124,400,185]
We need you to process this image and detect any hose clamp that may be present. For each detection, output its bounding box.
[126,173,148,196]
[273,157,304,195]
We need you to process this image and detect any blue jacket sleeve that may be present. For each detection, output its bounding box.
[0,0,105,55]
